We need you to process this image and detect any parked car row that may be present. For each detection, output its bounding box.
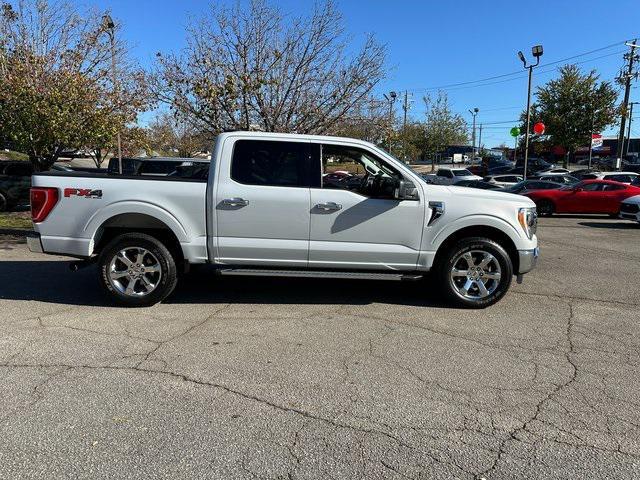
[430,165,640,220]
[0,161,32,211]
[0,158,209,211]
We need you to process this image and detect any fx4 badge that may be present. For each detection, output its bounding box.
[64,188,102,199]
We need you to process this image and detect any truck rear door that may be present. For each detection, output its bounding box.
[214,138,313,267]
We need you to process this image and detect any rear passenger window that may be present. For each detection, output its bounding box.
[231,140,310,188]
[138,161,180,175]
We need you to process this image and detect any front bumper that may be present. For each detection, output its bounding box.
[518,247,539,274]
[26,232,44,253]
[619,212,640,222]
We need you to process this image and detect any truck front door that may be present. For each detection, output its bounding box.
[214,138,313,267]
[308,143,425,271]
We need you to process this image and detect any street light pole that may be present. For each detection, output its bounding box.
[102,14,122,175]
[588,109,595,170]
[518,45,543,179]
[383,91,397,154]
[468,108,479,159]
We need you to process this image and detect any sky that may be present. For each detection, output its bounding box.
[88,0,640,147]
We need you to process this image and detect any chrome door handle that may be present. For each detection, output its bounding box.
[222,197,249,207]
[315,202,342,212]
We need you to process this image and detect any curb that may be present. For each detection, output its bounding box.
[0,228,36,237]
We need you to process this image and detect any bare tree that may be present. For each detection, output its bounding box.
[153,0,386,136]
[148,112,208,158]
[329,97,390,144]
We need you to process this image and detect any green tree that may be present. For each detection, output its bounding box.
[422,91,468,159]
[521,64,618,158]
[0,0,149,170]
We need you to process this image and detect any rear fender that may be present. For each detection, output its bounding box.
[85,201,189,253]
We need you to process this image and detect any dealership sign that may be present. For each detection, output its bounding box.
[591,134,603,149]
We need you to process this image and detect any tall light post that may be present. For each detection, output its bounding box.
[588,109,596,170]
[383,91,398,154]
[469,108,479,159]
[101,14,122,174]
[517,44,543,178]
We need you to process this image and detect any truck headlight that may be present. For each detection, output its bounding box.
[518,207,537,239]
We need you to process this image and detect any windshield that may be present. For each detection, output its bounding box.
[510,180,526,190]
[454,169,473,176]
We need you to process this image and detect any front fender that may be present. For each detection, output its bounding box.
[429,214,526,251]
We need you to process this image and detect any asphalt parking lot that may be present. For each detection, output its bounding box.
[1,216,639,479]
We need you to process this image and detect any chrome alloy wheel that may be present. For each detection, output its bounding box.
[107,247,162,297]
[449,250,502,301]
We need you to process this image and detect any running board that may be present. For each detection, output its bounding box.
[218,268,423,281]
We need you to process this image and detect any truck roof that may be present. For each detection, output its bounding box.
[217,131,378,149]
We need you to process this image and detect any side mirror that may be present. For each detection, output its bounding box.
[395,179,419,200]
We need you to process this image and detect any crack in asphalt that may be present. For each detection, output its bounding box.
[2,275,640,477]
[512,290,640,307]
[474,302,580,479]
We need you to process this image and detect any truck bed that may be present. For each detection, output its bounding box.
[30,171,208,262]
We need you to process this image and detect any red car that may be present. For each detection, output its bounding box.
[524,179,640,216]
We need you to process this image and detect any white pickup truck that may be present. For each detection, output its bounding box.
[423,167,483,185]
[28,132,538,308]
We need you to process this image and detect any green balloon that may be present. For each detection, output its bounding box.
[510,127,520,137]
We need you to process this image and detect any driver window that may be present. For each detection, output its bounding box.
[581,183,602,191]
[319,144,401,199]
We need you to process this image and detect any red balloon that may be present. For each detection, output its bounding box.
[533,122,545,135]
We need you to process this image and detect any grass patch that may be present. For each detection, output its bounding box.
[0,150,29,161]
[0,211,32,229]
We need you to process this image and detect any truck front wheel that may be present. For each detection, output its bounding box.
[97,233,178,307]
[436,237,513,309]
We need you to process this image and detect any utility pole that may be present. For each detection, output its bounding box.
[468,108,479,159]
[401,91,412,161]
[616,40,638,169]
[478,124,483,155]
[626,102,639,155]
[402,90,409,130]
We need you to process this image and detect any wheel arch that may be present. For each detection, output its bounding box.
[432,225,520,274]
[92,213,185,268]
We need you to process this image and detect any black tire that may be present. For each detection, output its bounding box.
[536,199,554,216]
[0,192,7,212]
[436,237,513,309]
[97,232,178,307]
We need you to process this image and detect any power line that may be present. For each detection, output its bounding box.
[431,50,625,93]
[402,40,631,93]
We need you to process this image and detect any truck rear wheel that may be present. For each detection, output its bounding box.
[98,233,178,307]
[436,237,513,309]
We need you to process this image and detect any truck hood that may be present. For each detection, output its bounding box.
[446,184,535,206]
